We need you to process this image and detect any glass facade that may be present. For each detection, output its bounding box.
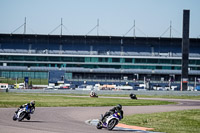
[0,71,48,79]
[0,34,200,83]
[0,55,200,70]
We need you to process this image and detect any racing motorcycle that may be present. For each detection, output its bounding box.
[130,93,137,100]
[13,107,34,121]
[90,91,98,98]
[96,112,122,130]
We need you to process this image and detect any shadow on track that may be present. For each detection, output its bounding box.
[20,120,45,123]
[99,129,153,133]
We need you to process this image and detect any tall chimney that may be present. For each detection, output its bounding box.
[181,10,190,91]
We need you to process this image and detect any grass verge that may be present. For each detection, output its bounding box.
[138,95,200,100]
[121,109,200,133]
[0,92,174,108]
[100,94,200,100]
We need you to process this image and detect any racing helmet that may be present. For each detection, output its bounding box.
[116,104,122,110]
[30,100,35,106]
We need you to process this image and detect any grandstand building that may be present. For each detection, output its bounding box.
[0,33,200,86]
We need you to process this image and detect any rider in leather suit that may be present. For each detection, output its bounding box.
[101,104,123,122]
[15,100,35,114]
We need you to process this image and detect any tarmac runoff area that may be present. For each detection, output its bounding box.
[0,98,200,133]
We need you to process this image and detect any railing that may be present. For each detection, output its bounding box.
[66,78,199,85]
[1,48,200,57]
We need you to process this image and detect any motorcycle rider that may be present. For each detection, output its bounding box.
[15,100,35,114]
[90,91,97,97]
[101,104,123,122]
[130,93,137,99]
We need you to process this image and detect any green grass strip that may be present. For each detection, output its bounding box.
[121,109,200,133]
[0,92,174,108]
[98,94,200,100]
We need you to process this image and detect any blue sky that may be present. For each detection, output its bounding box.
[0,0,200,38]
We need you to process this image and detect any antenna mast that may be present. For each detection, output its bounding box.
[124,20,147,37]
[24,17,26,34]
[160,20,180,38]
[133,20,135,37]
[170,21,172,38]
[61,18,63,36]
[86,19,100,36]
[11,17,27,34]
[48,18,71,35]
[97,19,99,36]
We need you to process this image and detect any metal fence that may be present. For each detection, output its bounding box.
[7,89,200,96]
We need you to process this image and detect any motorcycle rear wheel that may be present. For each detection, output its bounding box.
[26,115,31,120]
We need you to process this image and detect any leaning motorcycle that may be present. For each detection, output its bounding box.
[130,93,137,100]
[96,112,122,130]
[90,92,98,98]
[13,107,34,121]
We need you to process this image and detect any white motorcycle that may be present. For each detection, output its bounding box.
[13,107,34,121]
[96,112,122,130]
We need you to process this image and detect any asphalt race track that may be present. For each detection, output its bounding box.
[0,98,200,133]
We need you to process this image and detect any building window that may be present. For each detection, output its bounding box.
[112,58,120,63]
[125,58,132,63]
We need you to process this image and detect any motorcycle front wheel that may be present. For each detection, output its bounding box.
[96,122,102,129]
[13,114,17,121]
[107,119,117,130]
